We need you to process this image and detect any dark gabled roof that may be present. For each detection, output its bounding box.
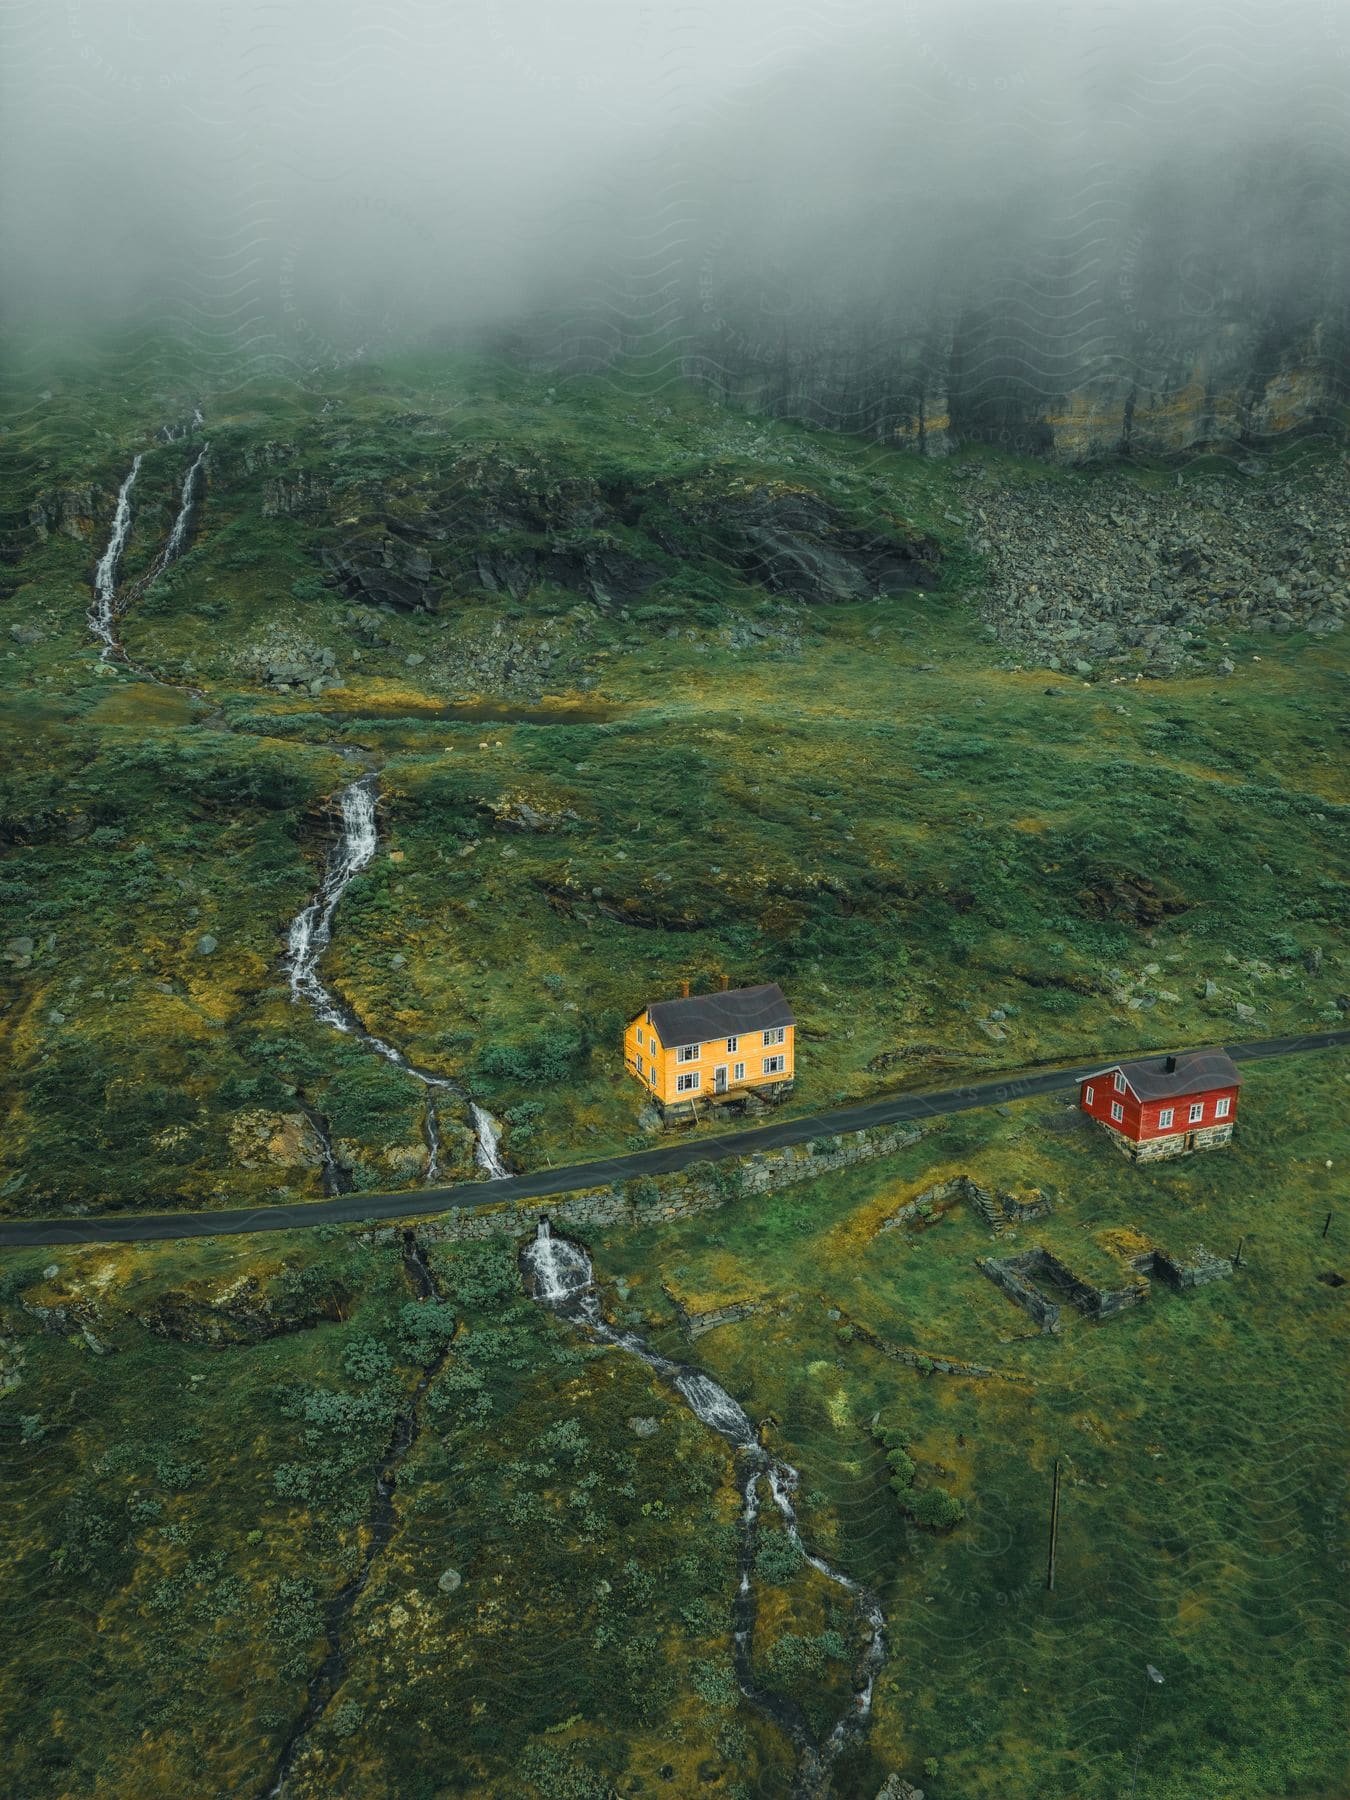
[645,983,794,1048]
[1083,1047,1243,1102]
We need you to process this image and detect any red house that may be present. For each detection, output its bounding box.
[1080,1047,1242,1162]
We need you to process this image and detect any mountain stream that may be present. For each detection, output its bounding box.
[522,1217,886,1796]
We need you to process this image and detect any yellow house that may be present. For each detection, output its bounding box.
[624,981,796,1115]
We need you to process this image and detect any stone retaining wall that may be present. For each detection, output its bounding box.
[373,1122,928,1250]
[831,1301,1035,1384]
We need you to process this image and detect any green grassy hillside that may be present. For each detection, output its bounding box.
[1,343,1345,1212]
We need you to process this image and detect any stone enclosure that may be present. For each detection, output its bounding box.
[979,1241,1232,1333]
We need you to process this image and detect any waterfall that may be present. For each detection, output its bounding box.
[89,454,143,658]
[471,1102,509,1180]
[283,775,509,1183]
[521,1219,887,1778]
[154,442,209,575]
[285,776,380,1030]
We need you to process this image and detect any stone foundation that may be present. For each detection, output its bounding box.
[1102,1119,1235,1161]
[977,1255,1061,1333]
[656,1078,794,1128]
[981,1238,1230,1331]
[1131,1245,1233,1290]
[980,1246,1149,1327]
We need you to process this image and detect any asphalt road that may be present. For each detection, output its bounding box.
[2,1028,1346,1249]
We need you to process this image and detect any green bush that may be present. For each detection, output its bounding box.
[753,1527,803,1584]
[904,1486,965,1530]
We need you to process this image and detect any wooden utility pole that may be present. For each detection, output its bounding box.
[1323,1212,1332,1240]
[1046,1458,1062,1592]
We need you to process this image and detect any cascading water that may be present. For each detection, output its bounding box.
[522,1218,887,1791]
[283,774,508,1184]
[471,1102,510,1179]
[154,442,209,575]
[89,454,143,658]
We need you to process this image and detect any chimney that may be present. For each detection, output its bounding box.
[680,978,690,998]
[1164,1054,1177,1073]
[719,972,729,991]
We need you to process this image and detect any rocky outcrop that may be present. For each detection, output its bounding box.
[136,1268,351,1347]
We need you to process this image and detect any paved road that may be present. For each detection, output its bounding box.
[2,1029,1346,1250]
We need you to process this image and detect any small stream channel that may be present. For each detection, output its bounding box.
[282,772,509,1185]
[522,1218,887,1797]
[261,1231,450,1799]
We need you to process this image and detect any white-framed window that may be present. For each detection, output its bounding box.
[1114,1072,1127,1094]
[1158,1107,1174,1129]
[763,1027,786,1047]
[676,1071,700,1093]
[1215,1096,1231,1118]
[1110,1101,1124,1122]
[1084,1084,1095,1105]
[636,1027,644,1048]
[1189,1101,1204,1124]
[677,1043,700,1064]
[649,1068,656,1087]
[733,1062,745,1082]
[763,1054,786,1075]
[636,1053,644,1075]
[726,1035,738,1053]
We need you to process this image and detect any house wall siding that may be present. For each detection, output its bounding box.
[1080,1070,1239,1145]
[626,1011,795,1106]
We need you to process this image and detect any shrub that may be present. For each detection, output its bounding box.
[886,1446,917,1487]
[904,1486,965,1530]
[754,1528,803,1584]
[396,1299,457,1362]
[341,1334,393,1383]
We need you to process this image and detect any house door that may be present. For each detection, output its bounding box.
[714,1066,728,1093]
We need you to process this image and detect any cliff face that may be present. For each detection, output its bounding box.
[672,312,1346,462]
[525,264,1347,463]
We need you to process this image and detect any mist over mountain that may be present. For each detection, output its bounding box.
[3,0,1348,452]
